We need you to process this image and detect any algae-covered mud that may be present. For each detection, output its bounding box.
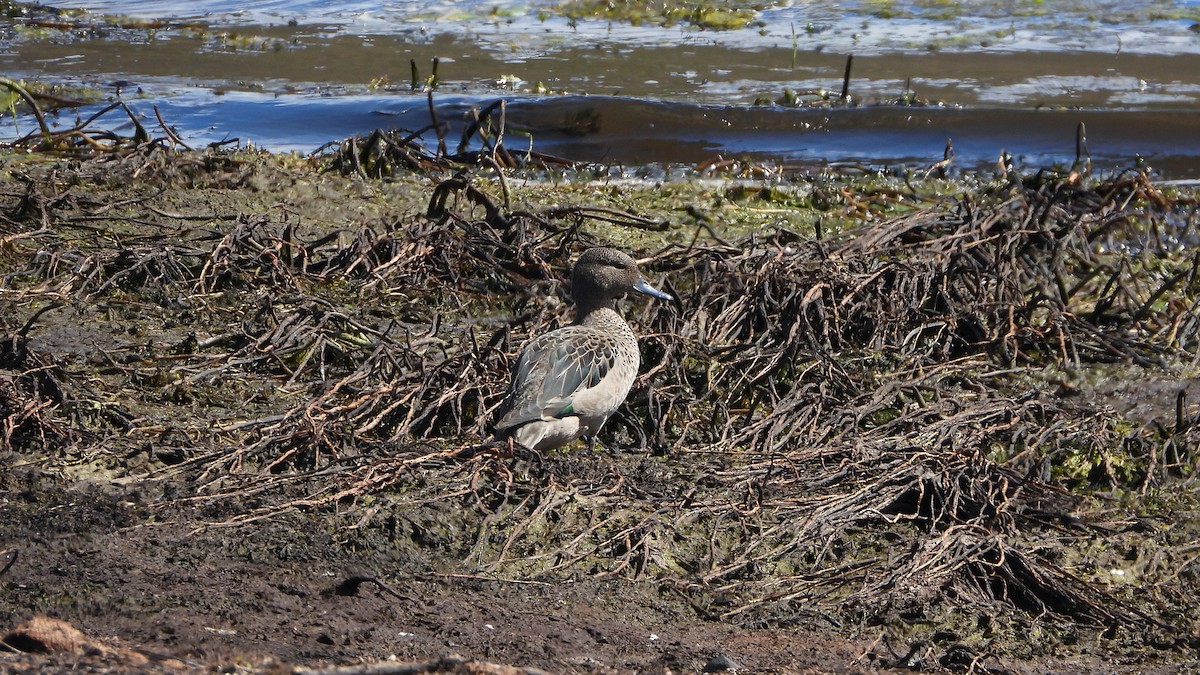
[1,118,1199,672]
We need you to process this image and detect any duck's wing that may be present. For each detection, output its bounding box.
[494,326,618,431]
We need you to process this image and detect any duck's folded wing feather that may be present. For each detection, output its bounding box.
[495,327,618,430]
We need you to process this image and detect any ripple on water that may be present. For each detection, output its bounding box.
[10,0,1200,177]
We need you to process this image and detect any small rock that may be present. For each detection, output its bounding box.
[702,654,741,672]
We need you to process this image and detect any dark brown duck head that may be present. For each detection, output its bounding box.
[570,247,672,317]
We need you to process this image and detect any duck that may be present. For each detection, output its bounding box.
[493,247,673,452]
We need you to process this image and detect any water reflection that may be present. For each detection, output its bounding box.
[20,89,1196,178]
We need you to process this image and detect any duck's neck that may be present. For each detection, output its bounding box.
[575,302,621,327]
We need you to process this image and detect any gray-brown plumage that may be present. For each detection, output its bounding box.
[493,248,672,452]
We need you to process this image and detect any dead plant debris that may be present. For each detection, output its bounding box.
[1,146,1199,671]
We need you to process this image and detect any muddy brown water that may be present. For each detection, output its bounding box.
[5,0,1200,177]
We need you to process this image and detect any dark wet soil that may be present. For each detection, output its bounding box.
[0,473,880,673]
[1,452,1188,674]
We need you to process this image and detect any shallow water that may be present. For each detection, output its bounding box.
[5,1,1200,176]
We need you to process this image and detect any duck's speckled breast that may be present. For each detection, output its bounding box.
[570,307,640,429]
